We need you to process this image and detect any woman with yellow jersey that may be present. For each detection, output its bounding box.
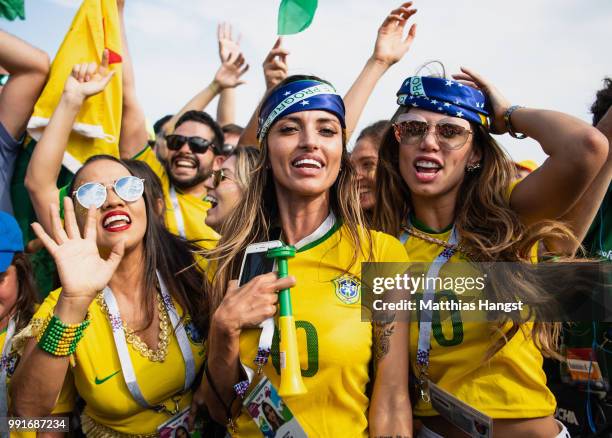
[11,60,209,436]
[191,75,412,437]
[373,69,609,437]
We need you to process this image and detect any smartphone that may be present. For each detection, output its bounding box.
[238,240,283,286]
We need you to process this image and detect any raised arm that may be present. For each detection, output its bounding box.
[190,273,294,426]
[11,199,124,416]
[25,55,115,233]
[453,67,609,228]
[0,30,49,139]
[546,105,612,255]
[164,50,248,137]
[343,2,416,140]
[117,0,149,159]
[238,38,289,146]
[216,23,241,127]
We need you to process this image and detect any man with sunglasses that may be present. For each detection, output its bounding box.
[133,110,226,248]
[0,30,49,214]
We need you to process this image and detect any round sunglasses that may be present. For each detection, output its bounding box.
[73,176,145,209]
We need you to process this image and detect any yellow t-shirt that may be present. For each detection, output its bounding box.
[234,223,409,437]
[30,288,206,435]
[402,224,556,419]
[134,146,219,250]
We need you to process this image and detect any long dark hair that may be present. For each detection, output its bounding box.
[10,253,39,332]
[69,155,209,333]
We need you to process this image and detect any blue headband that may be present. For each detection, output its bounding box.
[396,76,490,127]
[257,79,346,140]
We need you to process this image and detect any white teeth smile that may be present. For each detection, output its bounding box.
[205,195,218,207]
[293,158,323,169]
[176,160,196,168]
[415,160,442,169]
[103,214,131,228]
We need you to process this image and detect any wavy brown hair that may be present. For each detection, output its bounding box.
[372,105,579,359]
[205,75,371,314]
[8,253,39,332]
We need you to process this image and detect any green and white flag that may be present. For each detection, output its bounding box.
[277,0,317,35]
[0,0,24,21]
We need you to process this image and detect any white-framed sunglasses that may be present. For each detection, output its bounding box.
[73,176,145,209]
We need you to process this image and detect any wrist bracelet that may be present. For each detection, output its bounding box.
[504,105,527,139]
[37,313,90,357]
[209,81,221,94]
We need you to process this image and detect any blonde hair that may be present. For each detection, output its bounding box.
[372,106,579,359]
[204,75,371,315]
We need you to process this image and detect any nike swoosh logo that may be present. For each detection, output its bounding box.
[95,370,121,385]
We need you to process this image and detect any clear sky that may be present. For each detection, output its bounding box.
[4,0,612,163]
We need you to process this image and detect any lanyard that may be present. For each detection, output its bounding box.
[0,318,15,419]
[234,212,337,397]
[169,186,186,239]
[103,271,195,414]
[415,226,458,402]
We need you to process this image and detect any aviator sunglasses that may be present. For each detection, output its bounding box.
[73,176,145,209]
[165,134,214,154]
[210,168,235,189]
[394,120,473,150]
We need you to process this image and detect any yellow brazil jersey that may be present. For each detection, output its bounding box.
[234,219,409,437]
[29,288,206,436]
[402,221,556,419]
[133,146,219,250]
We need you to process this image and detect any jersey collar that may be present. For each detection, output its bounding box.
[291,211,340,253]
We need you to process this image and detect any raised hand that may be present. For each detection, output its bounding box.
[31,197,125,301]
[452,67,511,134]
[214,50,249,89]
[263,37,289,90]
[217,22,242,63]
[372,2,417,68]
[63,49,115,102]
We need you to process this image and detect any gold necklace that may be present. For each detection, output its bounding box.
[97,291,170,363]
[403,225,475,261]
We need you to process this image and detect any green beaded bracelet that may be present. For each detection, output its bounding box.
[37,313,90,357]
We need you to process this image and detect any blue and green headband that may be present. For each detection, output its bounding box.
[396,76,490,127]
[257,79,346,141]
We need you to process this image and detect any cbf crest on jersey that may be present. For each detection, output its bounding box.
[333,275,361,305]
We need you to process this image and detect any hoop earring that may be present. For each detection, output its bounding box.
[466,162,481,173]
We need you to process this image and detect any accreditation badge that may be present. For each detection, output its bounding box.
[428,380,493,438]
[157,407,203,437]
[242,376,306,438]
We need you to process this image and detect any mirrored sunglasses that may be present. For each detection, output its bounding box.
[73,176,145,209]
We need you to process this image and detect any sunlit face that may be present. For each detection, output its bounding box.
[203,155,242,232]
[0,264,18,321]
[73,160,147,252]
[395,109,481,199]
[166,121,216,190]
[266,110,343,199]
[351,136,379,211]
[223,131,241,147]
